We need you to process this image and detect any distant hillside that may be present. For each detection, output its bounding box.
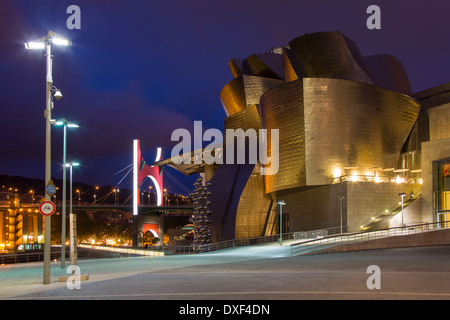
[0,174,48,193]
[0,174,133,205]
[0,174,92,194]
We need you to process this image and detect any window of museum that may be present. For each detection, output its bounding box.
[432,158,450,224]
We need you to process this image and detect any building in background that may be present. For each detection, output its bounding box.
[0,193,43,253]
[414,83,450,226]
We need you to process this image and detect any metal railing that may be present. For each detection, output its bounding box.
[332,174,423,185]
[290,221,450,256]
[189,226,347,254]
[0,247,89,265]
[0,250,60,264]
[112,227,346,255]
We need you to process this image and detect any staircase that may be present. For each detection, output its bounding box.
[361,192,422,231]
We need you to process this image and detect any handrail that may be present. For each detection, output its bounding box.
[0,250,65,265]
[191,226,346,254]
[290,221,450,256]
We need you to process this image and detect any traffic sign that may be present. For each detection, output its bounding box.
[39,200,56,216]
[45,180,57,196]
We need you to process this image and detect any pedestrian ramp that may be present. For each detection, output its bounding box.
[290,222,449,256]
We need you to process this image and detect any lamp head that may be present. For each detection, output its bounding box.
[65,162,80,168]
[25,31,71,50]
[53,89,63,101]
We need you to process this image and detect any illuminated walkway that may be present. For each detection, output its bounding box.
[1,244,449,300]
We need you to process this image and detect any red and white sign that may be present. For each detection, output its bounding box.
[39,200,56,216]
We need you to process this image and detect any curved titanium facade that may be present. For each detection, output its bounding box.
[229,53,284,80]
[364,54,412,95]
[222,104,274,240]
[209,163,255,242]
[234,164,274,239]
[220,75,284,116]
[259,78,420,195]
[287,31,376,85]
[219,76,246,116]
[302,77,420,186]
[282,49,298,82]
[260,79,306,194]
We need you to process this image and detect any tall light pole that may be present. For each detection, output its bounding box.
[399,192,406,228]
[66,162,80,266]
[25,31,71,284]
[54,119,78,269]
[337,195,345,234]
[94,186,99,205]
[277,200,286,246]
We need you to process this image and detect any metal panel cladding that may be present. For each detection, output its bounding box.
[220,75,284,116]
[287,31,376,85]
[364,54,412,95]
[260,79,306,195]
[303,78,420,186]
[259,77,420,194]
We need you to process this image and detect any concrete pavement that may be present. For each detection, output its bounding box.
[1,244,449,300]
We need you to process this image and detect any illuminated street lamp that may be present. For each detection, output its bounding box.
[277,200,286,246]
[76,189,81,206]
[66,161,79,266]
[94,186,99,205]
[337,195,345,234]
[25,30,71,285]
[399,192,406,228]
[52,118,78,269]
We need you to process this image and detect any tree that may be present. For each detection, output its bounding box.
[142,231,160,247]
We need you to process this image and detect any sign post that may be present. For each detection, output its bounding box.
[40,200,56,280]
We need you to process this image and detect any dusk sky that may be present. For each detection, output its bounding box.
[1,0,449,194]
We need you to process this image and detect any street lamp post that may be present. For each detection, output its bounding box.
[54,119,78,269]
[277,200,286,246]
[66,162,80,266]
[337,195,345,234]
[77,189,81,206]
[25,31,71,285]
[149,186,153,205]
[399,192,406,228]
[94,186,99,205]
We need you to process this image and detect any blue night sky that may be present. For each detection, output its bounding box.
[0,0,449,194]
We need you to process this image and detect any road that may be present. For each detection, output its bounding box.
[1,245,449,301]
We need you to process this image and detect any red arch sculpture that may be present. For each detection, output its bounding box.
[133,139,163,215]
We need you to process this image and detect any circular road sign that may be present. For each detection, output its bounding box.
[45,181,56,196]
[39,200,56,216]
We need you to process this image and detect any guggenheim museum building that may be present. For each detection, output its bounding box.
[159,31,450,242]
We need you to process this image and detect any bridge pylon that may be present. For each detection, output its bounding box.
[132,139,163,216]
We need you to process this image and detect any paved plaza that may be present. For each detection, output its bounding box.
[1,244,449,300]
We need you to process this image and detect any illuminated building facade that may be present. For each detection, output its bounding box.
[414,83,450,226]
[0,193,43,253]
[160,31,449,241]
